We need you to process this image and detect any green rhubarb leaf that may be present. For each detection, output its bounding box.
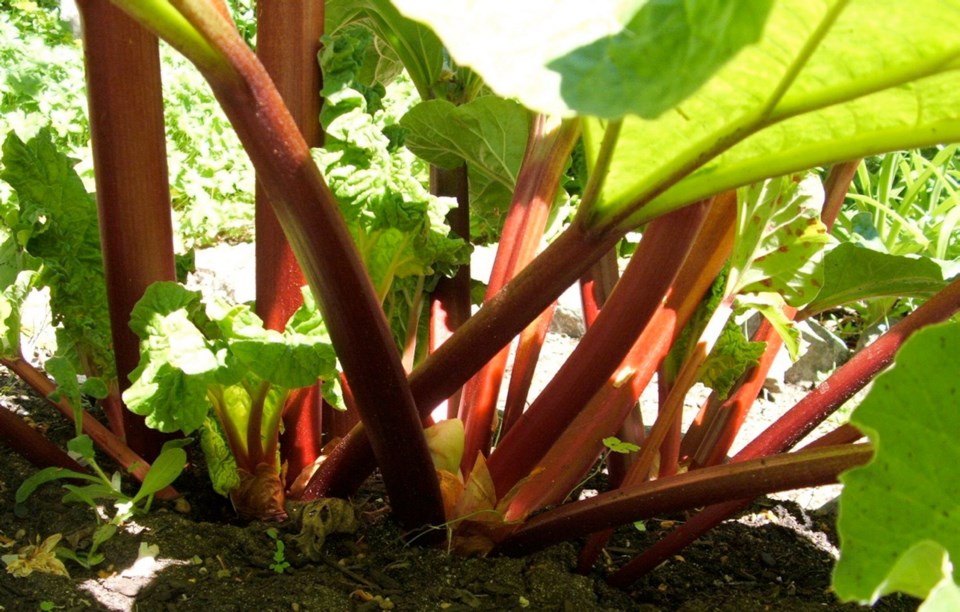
[803,244,952,316]
[326,0,446,100]
[566,1,960,229]
[833,321,960,605]
[699,321,766,400]
[400,96,530,242]
[0,265,37,359]
[0,129,114,380]
[400,97,529,180]
[200,416,240,497]
[739,292,802,360]
[728,174,831,307]
[392,0,769,119]
[208,299,338,390]
[319,26,388,131]
[124,362,211,434]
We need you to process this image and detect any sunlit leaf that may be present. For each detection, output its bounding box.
[834,321,960,605]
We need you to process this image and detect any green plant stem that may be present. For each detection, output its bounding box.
[497,443,872,557]
[78,0,178,459]
[245,380,271,467]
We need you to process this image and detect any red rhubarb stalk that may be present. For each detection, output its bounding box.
[77,0,178,458]
[609,275,960,584]
[458,116,580,470]
[488,201,710,497]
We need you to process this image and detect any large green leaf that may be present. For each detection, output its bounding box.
[833,321,960,605]
[568,0,960,229]
[804,244,954,316]
[391,0,771,119]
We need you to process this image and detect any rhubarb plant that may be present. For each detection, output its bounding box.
[3,1,960,605]
[123,281,340,520]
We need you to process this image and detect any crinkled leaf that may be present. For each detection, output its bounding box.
[699,321,766,400]
[326,0,446,99]
[0,129,114,379]
[132,447,186,503]
[804,244,953,316]
[200,417,240,496]
[209,299,338,390]
[124,283,223,433]
[319,26,388,131]
[392,0,770,119]
[124,362,212,434]
[401,96,530,242]
[401,97,529,181]
[833,321,960,605]
[0,231,38,358]
[728,175,831,307]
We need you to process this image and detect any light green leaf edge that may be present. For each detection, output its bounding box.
[833,321,960,604]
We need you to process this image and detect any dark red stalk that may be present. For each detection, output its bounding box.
[609,275,960,584]
[303,196,730,500]
[428,165,471,418]
[0,399,86,472]
[500,300,556,436]
[458,116,580,470]
[503,199,736,524]
[498,443,872,557]
[578,249,638,484]
[579,249,620,328]
[303,219,625,499]
[487,202,711,497]
[255,0,326,486]
[77,0,177,459]
[1,355,177,499]
[150,3,445,527]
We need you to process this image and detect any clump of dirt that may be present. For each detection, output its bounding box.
[0,375,916,612]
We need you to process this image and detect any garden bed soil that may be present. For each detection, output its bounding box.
[0,375,916,612]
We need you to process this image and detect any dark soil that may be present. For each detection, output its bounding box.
[0,374,917,612]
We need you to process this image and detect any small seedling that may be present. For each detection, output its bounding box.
[265,528,290,574]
